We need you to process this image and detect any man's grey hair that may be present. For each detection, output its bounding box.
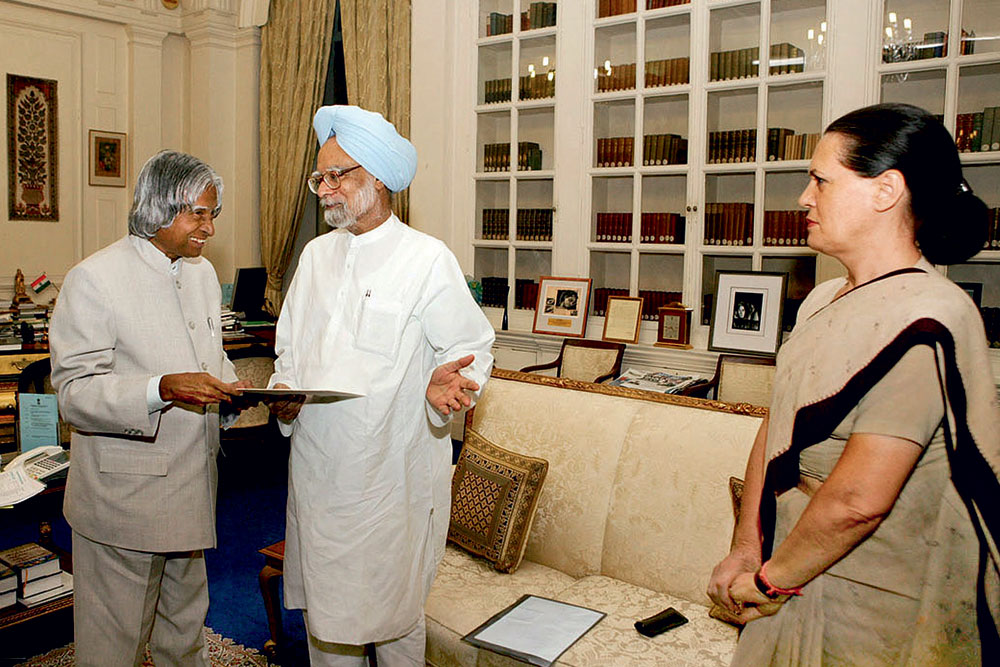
[128,150,224,239]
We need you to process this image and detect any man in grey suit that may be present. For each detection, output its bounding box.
[50,150,249,667]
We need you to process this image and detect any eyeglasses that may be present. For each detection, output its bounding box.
[307,165,363,194]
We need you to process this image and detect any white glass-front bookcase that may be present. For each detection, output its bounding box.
[469,0,1000,364]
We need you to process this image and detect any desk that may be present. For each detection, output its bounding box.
[1,347,49,455]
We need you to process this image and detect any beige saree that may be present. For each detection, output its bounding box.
[733,259,1000,666]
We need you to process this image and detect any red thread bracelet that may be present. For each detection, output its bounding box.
[757,561,803,598]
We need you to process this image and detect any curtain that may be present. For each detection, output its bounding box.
[339,0,412,223]
[258,0,337,316]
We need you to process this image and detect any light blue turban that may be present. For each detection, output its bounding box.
[312,105,417,193]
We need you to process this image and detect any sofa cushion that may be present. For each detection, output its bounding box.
[469,376,641,577]
[555,576,738,666]
[426,546,577,667]
[600,403,760,605]
[448,429,549,572]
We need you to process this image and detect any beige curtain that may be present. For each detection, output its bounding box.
[258,0,337,315]
[340,0,412,223]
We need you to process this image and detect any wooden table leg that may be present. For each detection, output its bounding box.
[259,563,283,659]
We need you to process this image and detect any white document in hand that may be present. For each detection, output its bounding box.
[0,466,46,506]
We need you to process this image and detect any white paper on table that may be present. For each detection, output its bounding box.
[238,388,364,404]
[465,595,605,666]
[0,466,46,506]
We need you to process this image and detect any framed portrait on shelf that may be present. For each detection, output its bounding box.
[602,296,643,344]
[88,129,127,187]
[956,282,983,308]
[533,276,592,338]
[655,304,692,349]
[709,271,787,356]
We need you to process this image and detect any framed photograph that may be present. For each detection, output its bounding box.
[709,271,787,356]
[88,129,126,187]
[602,296,643,344]
[956,282,983,309]
[533,276,592,338]
[655,305,692,349]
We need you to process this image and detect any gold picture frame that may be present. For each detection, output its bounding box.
[532,276,592,337]
[88,129,126,187]
[602,296,643,344]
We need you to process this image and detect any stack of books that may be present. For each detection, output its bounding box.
[956,107,1000,153]
[12,302,50,344]
[0,542,73,608]
[0,562,15,610]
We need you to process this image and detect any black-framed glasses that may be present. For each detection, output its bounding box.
[307,165,363,194]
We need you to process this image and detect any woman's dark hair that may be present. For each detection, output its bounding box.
[825,103,988,265]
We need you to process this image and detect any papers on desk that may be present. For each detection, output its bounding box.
[238,388,364,405]
[607,368,701,394]
[463,595,605,666]
[0,466,45,507]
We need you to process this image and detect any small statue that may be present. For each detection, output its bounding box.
[12,268,33,306]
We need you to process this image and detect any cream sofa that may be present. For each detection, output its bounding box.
[425,369,765,666]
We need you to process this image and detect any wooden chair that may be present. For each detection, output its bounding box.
[520,339,625,384]
[16,358,71,446]
[681,354,776,407]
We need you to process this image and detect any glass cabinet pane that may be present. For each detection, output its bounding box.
[478,111,512,172]
[641,175,686,245]
[643,95,689,165]
[595,23,637,93]
[480,43,513,105]
[475,247,509,308]
[638,253,685,320]
[519,0,558,31]
[514,249,552,309]
[962,0,1000,56]
[595,100,636,167]
[963,164,1000,253]
[957,63,1000,154]
[593,176,634,243]
[481,0,515,38]
[590,251,632,316]
[762,255,816,330]
[644,14,691,89]
[770,0,827,74]
[763,171,808,247]
[515,179,553,241]
[519,36,557,101]
[709,3,761,82]
[707,88,758,163]
[705,173,755,246]
[477,181,510,240]
[766,82,823,161]
[946,262,1000,348]
[518,107,553,170]
[880,68,946,118]
[701,255,753,325]
[882,0,951,63]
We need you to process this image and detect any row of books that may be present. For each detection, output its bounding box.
[595,212,686,244]
[707,129,757,164]
[704,202,754,246]
[483,78,512,104]
[642,133,688,166]
[762,210,810,247]
[592,288,682,320]
[599,0,690,18]
[766,43,806,76]
[0,542,73,610]
[595,136,635,167]
[984,208,1000,250]
[709,47,759,82]
[485,12,514,36]
[956,107,1000,153]
[882,30,950,63]
[645,0,689,9]
[646,57,690,87]
[520,72,556,100]
[482,142,544,172]
[596,63,637,93]
[480,276,510,308]
[484,3,557,36]
[515,208,554,241]
[514,278,540,310]
[767,128,821,161]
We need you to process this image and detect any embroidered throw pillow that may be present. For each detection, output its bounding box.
[448,429,548,573]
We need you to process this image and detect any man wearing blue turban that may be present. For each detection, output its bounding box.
[267,105,495,665]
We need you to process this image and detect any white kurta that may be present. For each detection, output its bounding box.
[270,215,495,644]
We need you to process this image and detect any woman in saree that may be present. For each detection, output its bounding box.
[707,103,1000,665]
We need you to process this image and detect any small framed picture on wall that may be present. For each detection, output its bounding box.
[532,276,592,337]
[89,129,127,187]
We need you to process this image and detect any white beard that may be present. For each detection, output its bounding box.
[323,180,377,229]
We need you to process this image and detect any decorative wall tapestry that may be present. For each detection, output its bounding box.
[7,74,59,221]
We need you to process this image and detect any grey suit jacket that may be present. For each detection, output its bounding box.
[50,236,237,553]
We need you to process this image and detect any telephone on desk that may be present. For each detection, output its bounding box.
[3,446,69,482]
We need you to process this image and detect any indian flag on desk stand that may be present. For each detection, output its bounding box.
[30,273,51,294]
